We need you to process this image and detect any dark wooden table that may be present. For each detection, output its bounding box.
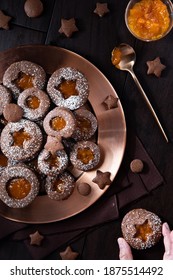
[0,0,173,260]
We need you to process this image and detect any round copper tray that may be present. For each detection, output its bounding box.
[0,45,126,223]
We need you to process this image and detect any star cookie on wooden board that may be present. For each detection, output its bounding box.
[103,95,118,110]
[146,57,166,77]
[92,170,112,189]
[58,18,78,38]
[60,246,79,260]
[0,10,12,30]
[94,3,110,17]
[29,230,44,246]
[44,135,64,155]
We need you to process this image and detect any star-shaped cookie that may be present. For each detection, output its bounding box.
[92,170,112,189]
[103,95,119,110]
[0,10,12,30]
[146,57,166,77]
[60,246,79,260]
[29,230,44,246]
[44,135,64,155]
[59,18,78,38]
[94,3,110,17]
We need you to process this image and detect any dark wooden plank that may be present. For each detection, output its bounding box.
[0,0,55,32]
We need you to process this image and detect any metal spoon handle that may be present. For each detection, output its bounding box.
[128,69,169,142]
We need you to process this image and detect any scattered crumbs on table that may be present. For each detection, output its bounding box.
[103,95,119,110]
[146,57,166,78]
[58,18,78,38]
[92,170,112,189]
[0,10,12,30]
[94,2,110,17]
[59,245,79,260]
[130,159,144,173]
[29,230,44,246]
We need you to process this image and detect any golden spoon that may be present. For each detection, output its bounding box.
[112,43,168,142]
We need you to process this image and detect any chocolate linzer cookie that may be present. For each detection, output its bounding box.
[38,149,68,176]
[0,85,12,115]
[0,164,39,208]
[70,140,100,171]
[72,109,97,141]
[121,208,162,250]
[3,60,46,98]
[43,107,76,138]
[45,171,75,200]
[47,67,89,110]
[17,87,50,121]
[0,119,43,161]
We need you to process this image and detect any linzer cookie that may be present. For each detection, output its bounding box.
[45,172,75,200]
[70,141,101,171]
[3,60,46,98]
[0,119,43,161]
[17,87,50,121]
[121,208,162,250]
[0,85,12,115]
[72,109,98,141]
[0,165,39,208]
[47,67,89,110]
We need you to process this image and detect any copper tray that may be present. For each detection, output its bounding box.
[0,45,126,223]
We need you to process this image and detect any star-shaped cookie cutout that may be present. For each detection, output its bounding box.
[29,230,44,246]
[44,135,64,155]
[60,246,79,260]
[103,95,119,110]
[0,10,12,30]
[92,170,112,189]
[133,219,153,242]
[146,57,166,77]
[59,18,78,38]
[94,3,110,17]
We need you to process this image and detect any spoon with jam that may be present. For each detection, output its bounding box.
[111,43,168,142]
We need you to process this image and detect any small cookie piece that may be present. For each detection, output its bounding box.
[60,246,79,260]
[0,10,12,30]
[92,170,112,189]
[0,85,12,115]
[3,103,23,122]
[59,18,78,38]
[94,3,110,17]
[103,95,118,110]
[77,182,91,196]
[130,159,144,173]
[24,0,43,18]
[121,208,162,250]
[29,231,44,246]
[146,57,166,77]
[44,135,64,155]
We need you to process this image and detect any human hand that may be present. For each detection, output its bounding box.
[118,222,173,260]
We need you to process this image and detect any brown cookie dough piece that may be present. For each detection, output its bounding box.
[3,60,46,99]
[60,246,79,260]
[121,208,162,250]
[94,3,110,17]
[146,57,166,77]
[77,182,91,196]
[0,165,39,208]
[59,18,78,38]
[130,159,144,173]
[3,103,23,122]
[24,0,43,18]
[0,85,12,115]
[92,170,112,189]
[0,10,12,30]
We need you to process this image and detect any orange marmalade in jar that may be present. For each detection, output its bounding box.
[126,0,172,41]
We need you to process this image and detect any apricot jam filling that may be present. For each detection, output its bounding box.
[127,0,170,40]
[134,219,153,242]
[12,129,31,147]
[111,48,122,66]
[52,179,65,193]
[58,79,78,99]
[15,72,34,91]
[45,154,59,168]
[26,95,40,109]
[76,116,91,132]
[77,148,94,164]
[50,117,66,131]
[0,151,8,167]
[6,177,31,199]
